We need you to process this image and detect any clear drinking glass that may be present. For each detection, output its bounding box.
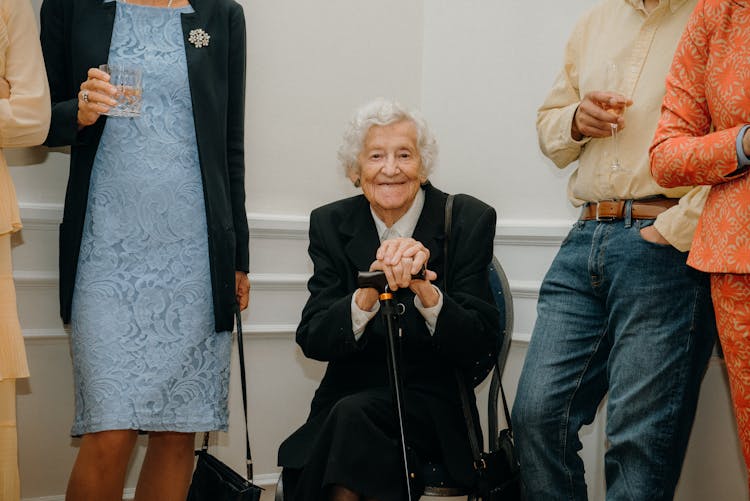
[99,63,143,117]
[603,61,628,170]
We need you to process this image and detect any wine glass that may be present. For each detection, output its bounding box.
[603,61,628,170]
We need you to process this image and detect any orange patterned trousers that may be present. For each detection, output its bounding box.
[712,273,750,483]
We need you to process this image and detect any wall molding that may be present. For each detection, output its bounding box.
[248,213,309,240]
[495,219,571,246]
[22,324,300,341]
[12,270,57,288]
[17,204,571,247]
[23,328,534,345]
[13,270,540,297]
[15,202,62,231]
[12,270,310,290]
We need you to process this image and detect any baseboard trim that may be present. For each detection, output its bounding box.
[22,473,282,501]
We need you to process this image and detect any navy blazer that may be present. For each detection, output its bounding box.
[40,0,248,332]
[278,183,499,486]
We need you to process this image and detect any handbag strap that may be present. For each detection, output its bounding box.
[443,194,511,466]
[443,194,454,289]
[200,308,254,481]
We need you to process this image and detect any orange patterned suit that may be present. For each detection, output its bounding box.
[651,0,750,481]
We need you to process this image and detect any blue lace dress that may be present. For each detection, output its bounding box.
[69,1,231,435]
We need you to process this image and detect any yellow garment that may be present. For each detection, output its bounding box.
[536,0,708,251]
[0,0,51,237]
[0,0,49,379]
[0,379,19,501]
[0,2,49,498]
[0,234,26,380]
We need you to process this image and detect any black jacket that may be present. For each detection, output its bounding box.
[40,0,248,332]
[278,183,499,486]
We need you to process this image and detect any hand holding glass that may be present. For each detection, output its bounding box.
[99,64,142,117]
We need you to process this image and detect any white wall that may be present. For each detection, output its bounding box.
[422,0,585,222]
[244,1,424,215]
[11,0,746,500]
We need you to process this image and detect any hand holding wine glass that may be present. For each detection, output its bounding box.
[572,91,630,140]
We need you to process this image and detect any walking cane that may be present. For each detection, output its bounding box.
[357,270,422,501]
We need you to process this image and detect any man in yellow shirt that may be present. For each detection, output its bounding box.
[512,1,716,499]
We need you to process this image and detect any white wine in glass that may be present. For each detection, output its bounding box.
[604,61,628,170]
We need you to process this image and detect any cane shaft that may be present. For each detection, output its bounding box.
[381,296,413,500]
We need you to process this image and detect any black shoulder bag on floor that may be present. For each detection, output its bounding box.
[187,310,263,501]
[444,194,522,501]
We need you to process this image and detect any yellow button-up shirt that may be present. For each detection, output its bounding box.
[537,0,706,251]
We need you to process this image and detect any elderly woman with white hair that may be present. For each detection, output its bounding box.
[277,99,500,501]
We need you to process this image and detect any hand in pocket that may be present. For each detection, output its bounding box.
[640,224,671,246]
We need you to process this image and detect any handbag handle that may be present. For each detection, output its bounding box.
[200,308,254,481]
[443,194,512,466]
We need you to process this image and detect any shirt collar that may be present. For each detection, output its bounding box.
[625,0,687,13]
[372,188,425,242]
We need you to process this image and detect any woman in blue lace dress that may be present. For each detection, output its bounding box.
[40,0,249,499]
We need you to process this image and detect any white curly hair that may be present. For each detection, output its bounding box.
[337,98,438,182]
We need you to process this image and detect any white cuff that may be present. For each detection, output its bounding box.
[351,293,380,340]
[414,286,443,335]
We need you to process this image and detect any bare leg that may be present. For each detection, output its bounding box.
[133,431,195,501]
[66,430,138,501]
[329,485,361,501]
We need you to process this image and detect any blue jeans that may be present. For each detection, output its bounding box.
[512,218,715,501]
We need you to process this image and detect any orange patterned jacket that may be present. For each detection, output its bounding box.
[650,0,750,273]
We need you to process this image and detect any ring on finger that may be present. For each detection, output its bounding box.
[82,91,89,103]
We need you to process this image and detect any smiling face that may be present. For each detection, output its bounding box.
[350,120,426,227]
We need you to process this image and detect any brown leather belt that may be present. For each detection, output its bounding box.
[580,198,679,221]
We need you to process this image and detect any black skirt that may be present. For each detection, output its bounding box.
[278,386,450,501]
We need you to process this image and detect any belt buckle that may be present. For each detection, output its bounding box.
[595,202,616,222]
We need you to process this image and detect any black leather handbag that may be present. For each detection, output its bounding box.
[444,194,522,500]
[187,310,263,501]
[458,379,522,500]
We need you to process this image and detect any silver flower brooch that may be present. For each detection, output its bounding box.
[188,28,211,48]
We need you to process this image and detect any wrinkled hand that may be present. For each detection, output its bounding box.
[0,77,9,99]
[571,91,632,140]
[373,237,436,290]
[639,224,670,246]
[77,67,117,128]
[235,271,250,311]
[354,286,379,312]
[364,237,439,308]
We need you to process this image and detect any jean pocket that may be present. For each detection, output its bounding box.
[635,219,673,248]
[560,220,584,248]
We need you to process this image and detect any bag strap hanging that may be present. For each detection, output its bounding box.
[443,194,512,467]
[443,194,454,289]
[200,308,254,481]
[456,369,513,464]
